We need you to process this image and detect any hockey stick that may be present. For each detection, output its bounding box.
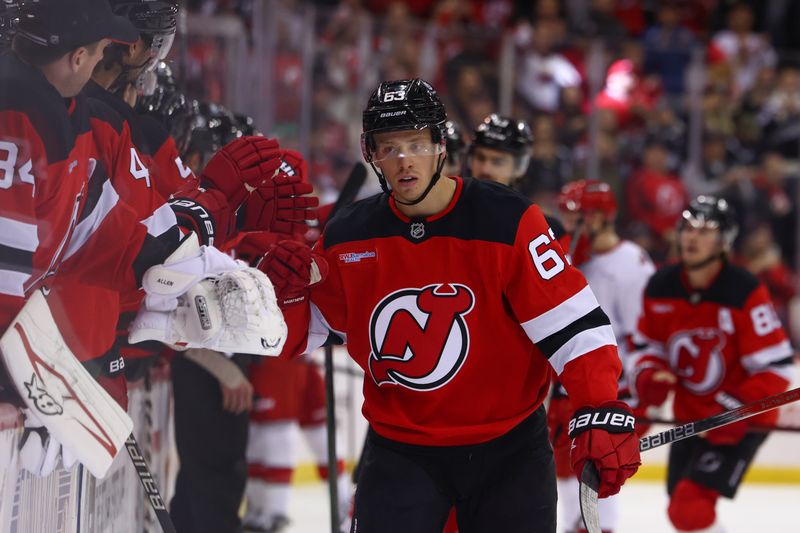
[635,416,800,434]
[126,434,177,533]
[321,162,367,533]
[580,386,800,533]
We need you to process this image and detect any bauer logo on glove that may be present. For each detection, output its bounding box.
[568,408,636,436]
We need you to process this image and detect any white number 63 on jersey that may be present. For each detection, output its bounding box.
[528,229,567,280]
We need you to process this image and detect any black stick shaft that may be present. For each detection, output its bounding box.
[324,345,340,533]
[125,434,177,533]
[637,416,800,434]
[639,386,800,452]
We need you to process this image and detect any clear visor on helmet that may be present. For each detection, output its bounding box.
[136,32,175,96]
[371,138,445,162]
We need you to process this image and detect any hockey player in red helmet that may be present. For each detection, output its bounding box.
[552,179,655,533]
[557,179,618,266]
[631,195,794,532]
[257,78,640,532]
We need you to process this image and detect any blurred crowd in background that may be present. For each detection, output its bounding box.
[167,0,799,340]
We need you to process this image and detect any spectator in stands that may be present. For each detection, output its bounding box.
[594,59,639,129]
[626,140,687,258]
[760,65,800,158]
[568,0,629,50]
[740,224,797,339]
[643,0,697,97]
[645,102,686,169]
[554,85,588,147]
[515,18,581,114]
[682,132,737,196]
[519,115,574,208]
[710,2,777,97]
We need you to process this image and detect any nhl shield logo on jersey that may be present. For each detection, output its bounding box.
[368,283,475,390]
[410,222,425,239]
[667,328,727,395]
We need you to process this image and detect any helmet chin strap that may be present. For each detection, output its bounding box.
[373,154,447,207]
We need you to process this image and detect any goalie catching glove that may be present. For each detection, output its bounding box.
[130,233,287,356]
[569,400,641,498]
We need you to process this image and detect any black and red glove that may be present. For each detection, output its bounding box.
[257,240,328,306]
[634,363,676,408]
[240,149,319,234]
[201,136,283,208]
[169,187,234,246]
[569,400,641,498]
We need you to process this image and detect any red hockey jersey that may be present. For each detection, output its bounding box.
[633,262,794,425]
[281,177,622,446]
[0,53,150,331]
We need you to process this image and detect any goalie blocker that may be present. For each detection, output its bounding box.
[0,290,134,478]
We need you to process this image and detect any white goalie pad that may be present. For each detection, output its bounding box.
[0,290,134,478]
[130,268,287,356]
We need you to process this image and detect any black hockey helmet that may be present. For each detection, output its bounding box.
[471,114,533,175]
[136,63,197,155]
[107,0,178,93]
[361,78,448,205]
[109,0,177,37]
[0,0,22,49]
[679,195,739,250]
[472,114,533,157]
[361,78,447,162]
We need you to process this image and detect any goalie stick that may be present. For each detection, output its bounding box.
[126,434,177,533]
[579,386,800,533]
[322,162,367,533]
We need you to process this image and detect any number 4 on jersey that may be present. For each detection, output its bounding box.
[130,147,151,188]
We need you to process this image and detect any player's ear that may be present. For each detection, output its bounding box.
[67,46,89,72]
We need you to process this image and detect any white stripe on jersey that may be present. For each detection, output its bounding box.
[549,324,617,375]
[631,331,665,357]
[741,339,794,373]
[63,179,120,261]
[0,216,38,252]
[520,285,599,343]
[142,203,178,238]
[305,301,347,355]
[0,269,30,297]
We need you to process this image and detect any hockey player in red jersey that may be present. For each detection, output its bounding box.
[0,0,288,480]
[549,180,656,533]
[632,195,795,532]
[260,78,640,532]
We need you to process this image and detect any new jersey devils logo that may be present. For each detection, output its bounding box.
[667,328,727,395]
[368,284,475,390]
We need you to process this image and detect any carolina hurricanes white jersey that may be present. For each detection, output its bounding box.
[580,240,655,359]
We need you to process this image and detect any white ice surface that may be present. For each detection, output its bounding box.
[284,481,800,532]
